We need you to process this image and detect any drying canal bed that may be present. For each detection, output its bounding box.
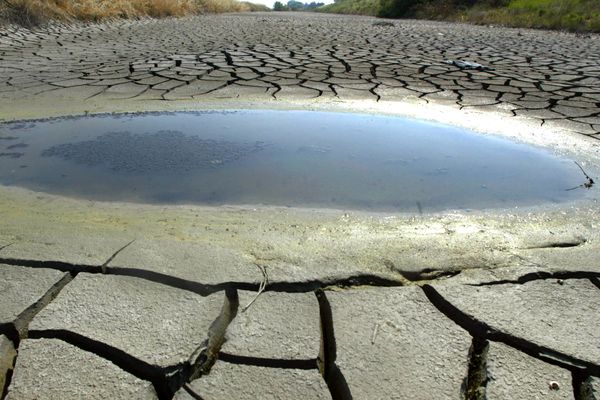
[1,12,600,400]
[0,110,591,212]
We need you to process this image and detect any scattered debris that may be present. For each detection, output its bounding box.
[371,323,380,345]
[372,21,394,27]
[575,32,592,39]
[548,381,560,390]
[443,60,495,71]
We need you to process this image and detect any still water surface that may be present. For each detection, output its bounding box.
[0,110,589,212]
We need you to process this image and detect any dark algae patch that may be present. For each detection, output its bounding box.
[0,110,593,212]
[41,130,266,173]
[0,153,24,159]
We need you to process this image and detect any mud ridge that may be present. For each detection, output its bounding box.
[187,288,239,382]
[525,238,587,249]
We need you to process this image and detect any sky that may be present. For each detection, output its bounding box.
[250,0,335,8]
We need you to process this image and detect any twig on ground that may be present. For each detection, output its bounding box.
[0,243,13,252]
[101,239,135,273]
[241,263,268,313]
[566,161,595,191]
[371,323,380,345]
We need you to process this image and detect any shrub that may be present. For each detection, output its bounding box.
[0,0,267,26]
[377,0,421,17]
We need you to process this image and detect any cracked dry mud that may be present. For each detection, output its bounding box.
[1,256,600,399]
[1,10,600,400]
[0,12,599,137]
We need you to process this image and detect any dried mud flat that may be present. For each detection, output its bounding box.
[1,12,600,400]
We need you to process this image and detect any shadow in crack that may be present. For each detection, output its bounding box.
[316,289,353,400]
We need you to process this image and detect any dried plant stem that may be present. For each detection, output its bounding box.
[371,323,380,345]
[241,263,268,313]
[566,161,595,191]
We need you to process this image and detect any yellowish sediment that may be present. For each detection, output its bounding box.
[1,96,599,281]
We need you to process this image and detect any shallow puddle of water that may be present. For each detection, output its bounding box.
[0,110,592,212]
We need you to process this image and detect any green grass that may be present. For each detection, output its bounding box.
[318,0,381,15]
[465,0,600,31]
[317,0,600,32]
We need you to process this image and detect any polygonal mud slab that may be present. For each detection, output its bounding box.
[327,286,470,399]
[433,279,600,366]
[173,361,330,400]
[28,273,224,368]
[107,238,259,287]
[0,230,139,266]
[0,334,16,396]
[0,263,66,326]
[510,228,600,277]
[221,291,320,360]
[5,338,157,399]
[487,342,573,399]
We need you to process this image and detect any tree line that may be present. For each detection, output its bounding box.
[273,0,325,10]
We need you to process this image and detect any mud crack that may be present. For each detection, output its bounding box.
[422,285,600,377]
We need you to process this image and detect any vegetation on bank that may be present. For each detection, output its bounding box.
[0,0,269,26]
[273,1,324,11]
[317,0,600,32]
[317,0,378,15]
[240,1,270,11]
